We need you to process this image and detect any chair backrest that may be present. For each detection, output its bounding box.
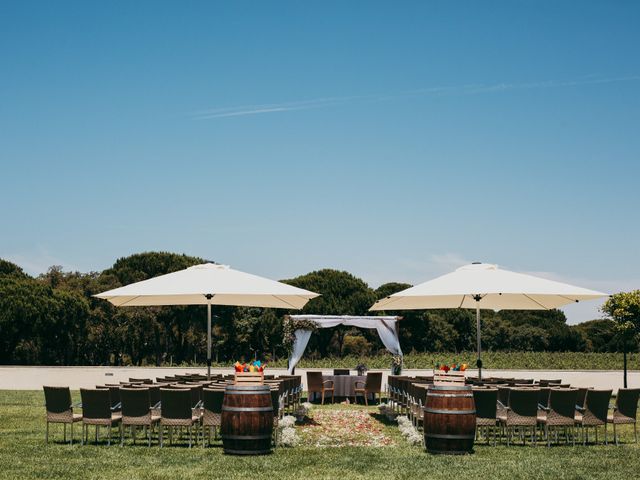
[44,386,72,414]
[548,388,578,419]
[270,389,280,416]
[576,388,591,409]
[513,379,534,385]
[473,388,498,420]
[333,369,350,376]
[508,388,540,417]
[539,379,562,387]
[538,387,551,408]
[584,389,612,423]
[616,388,640,419]
[80,388,111,420]
[306,372,323,391]
[160,388,192,420]
[497,386,511,406]
[129,378,152,384]
[203,388,224,414]
[132,384,160,406]
[365,372,383,391]
[120,387,151,418]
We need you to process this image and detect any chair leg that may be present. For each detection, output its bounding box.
[108,424,112,447]
[64,423,67,443]
[120,423,124,447]
[321,390,325,405]
[614,423,618,446]
[46,421,49,444]
[635,422,638,443]
[70,422,73,445]
[364,391,368,407]
[160,425,164,448]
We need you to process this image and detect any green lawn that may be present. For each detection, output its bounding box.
[1,391,639,480]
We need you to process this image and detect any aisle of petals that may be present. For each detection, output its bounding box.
[298,407,397,447]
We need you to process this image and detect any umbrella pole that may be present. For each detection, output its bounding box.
[207,296,212,381]
[476,302,482,381]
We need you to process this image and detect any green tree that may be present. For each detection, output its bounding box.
[601,291,640,387]
[284,269,376,357]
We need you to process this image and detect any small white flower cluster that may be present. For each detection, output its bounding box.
[279,415,297,428]
[279,426,300,447]
[397,416,423,446]
[277,415,300,447]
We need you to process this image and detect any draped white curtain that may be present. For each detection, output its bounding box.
[286,315,402,374]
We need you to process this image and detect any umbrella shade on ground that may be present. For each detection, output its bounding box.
[95,263,319,378]
[370,262,608,378]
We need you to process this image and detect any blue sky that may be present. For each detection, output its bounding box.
[1,1,639,323]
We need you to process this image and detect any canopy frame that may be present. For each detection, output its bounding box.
[285,315,403,374]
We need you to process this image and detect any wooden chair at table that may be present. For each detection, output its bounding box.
[306,372,334,405]
[354,372,383,406]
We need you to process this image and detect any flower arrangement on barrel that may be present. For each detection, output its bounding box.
[234,359,266,372]
[233,360,267,385]
[434,362,468,372]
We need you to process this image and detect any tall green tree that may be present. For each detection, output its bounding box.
[601,290,640,387]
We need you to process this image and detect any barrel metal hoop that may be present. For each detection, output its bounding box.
[225,386,270,391]
[224,448,272,455]
[427,393,474,398]
[425,433,476,440]
[222,434,272,440]
[222,406,273,412]
[223,391,271,395]
[424,408,476,415]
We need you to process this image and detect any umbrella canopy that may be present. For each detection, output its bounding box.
[370,262,608,378]
[95,263,317,309]
[370,262,607,311]
[95,262,319,378]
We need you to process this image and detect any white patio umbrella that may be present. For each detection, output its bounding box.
[95,262,319,379]
[370,262,608,378]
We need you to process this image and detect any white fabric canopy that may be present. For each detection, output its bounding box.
[95,263,318,309]
[95,263,319,379]
[286,315,402,374]
[370,262,608,379]
[370,263,607,311]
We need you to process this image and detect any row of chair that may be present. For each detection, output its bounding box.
[43,374,302,446]
[388,375,640,446]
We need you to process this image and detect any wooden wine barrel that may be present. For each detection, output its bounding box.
[424,385,476,454]
[221,384,274,455]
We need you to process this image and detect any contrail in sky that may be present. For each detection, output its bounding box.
[191,75,640,120]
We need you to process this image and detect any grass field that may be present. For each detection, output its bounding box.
[1,391,640,480]
[198,351,637,370]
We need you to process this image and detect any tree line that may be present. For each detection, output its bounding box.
[0,252,630,366]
